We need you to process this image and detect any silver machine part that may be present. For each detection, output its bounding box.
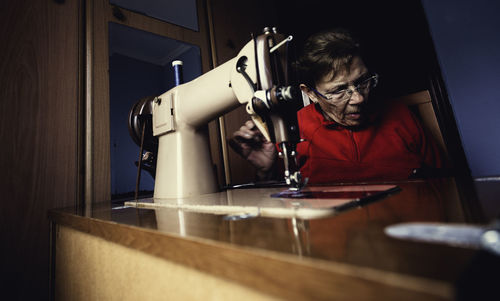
[385,221,500,256]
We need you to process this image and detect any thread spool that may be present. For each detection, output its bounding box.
[172,60,184,86]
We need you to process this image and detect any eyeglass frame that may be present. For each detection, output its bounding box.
[310,73,379,102]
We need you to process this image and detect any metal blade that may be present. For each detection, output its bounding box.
[386,222,500,256]
[385,222,485,249]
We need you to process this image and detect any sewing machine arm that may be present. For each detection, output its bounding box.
[150,28,303,198]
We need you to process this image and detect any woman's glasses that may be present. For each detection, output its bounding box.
[312,73,379,102]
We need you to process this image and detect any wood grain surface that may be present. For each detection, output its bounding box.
[56,226,279,301]
[49,179,479,300]
[50,210,453,300]
[0,0,81,299]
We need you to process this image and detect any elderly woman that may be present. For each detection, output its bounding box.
[230,28,442,184]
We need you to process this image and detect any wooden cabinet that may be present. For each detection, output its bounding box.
[0,1,82,299]
[49,179,481,300]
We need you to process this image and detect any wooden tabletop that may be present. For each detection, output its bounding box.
[49,178,496,300]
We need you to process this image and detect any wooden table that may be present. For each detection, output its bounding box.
[48,178,497,300]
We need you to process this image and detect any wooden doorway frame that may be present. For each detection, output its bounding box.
[84,0,217,206]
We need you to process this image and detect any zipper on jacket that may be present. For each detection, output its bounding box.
[348,130,360,162]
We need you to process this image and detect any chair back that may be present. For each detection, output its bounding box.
[391,90,449,162]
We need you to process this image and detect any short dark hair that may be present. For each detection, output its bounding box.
[296,28,362,88]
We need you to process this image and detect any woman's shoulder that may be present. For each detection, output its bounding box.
[298,103,322,123]
[297,103,325,137]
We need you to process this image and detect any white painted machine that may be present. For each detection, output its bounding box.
[130,28,303,199]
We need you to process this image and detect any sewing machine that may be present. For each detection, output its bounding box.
[137,28,303,199]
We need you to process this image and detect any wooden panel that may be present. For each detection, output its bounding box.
[391,90,449,161]
[394,90,432,105]
[50,179,471,279]
[102,0,212,73]
[92,0,112,202]
[56,226,277,300]
[0,0,81,299]
[49,178,481,300]
[51,210,453,300]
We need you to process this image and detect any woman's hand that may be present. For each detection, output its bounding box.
[229,120,277,180]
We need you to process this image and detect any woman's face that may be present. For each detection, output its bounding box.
[305,57,371,128]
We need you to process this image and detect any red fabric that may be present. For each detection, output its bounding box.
[296,102,442,184]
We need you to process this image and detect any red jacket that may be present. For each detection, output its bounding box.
[296,102,442,183]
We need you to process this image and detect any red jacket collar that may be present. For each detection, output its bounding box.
[307,102,382,130]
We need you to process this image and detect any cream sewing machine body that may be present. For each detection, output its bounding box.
[148,28,302,199]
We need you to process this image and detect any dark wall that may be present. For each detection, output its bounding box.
[275,0,436,99]
[109,54,163,196]
[421,0,500,178]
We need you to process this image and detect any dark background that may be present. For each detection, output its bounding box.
[274,0,435,99]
